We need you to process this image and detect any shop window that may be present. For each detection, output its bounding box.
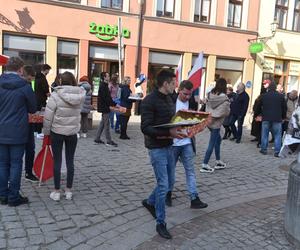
[293,0,300,31]
[57,41,78,78]
[275,0,288,29]
[156,0,175,18]
[194,0,211,23]
[101,0,122,10]
[227,0,243,28]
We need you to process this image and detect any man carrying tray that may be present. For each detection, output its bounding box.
[141,70,185,239]
[166,80,208,209]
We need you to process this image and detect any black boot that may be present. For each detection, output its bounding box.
[165,191,172,207]
[156,223,172,239]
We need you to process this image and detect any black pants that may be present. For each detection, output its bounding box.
[81,113,88,133]
[120,115,130,137]
[25,124,35,175]
[50,132,77,190]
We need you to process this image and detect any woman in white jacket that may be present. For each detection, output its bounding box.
[43,72,85,201]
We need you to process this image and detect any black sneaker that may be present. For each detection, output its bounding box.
[0,196,8,205]
[165,191,172,207]
[190,197,208,209]
[106,141,118,147]
[274,152,280,158]
[94,139,104,144]
[25,173,39,183]
[156,223,172,239]
[259,150,267,155]
[142,199,156,219]
[8,194,29,207]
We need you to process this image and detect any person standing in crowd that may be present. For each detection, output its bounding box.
[109,74,120,133]
[166,80,208,209]
[283,90,298,135]
[94,72,118,147]
[43,71,85,201]
[78,76,92,138]
[51,74,61,92]
[222,86,236,139]
[0,57,37,206]
[229,83,249,143]
[258,82,287,157]
[119,76,134,140]
[200,78,230,173]
[35,63,51,139]
[141,70,185,239]
[23,65,39,182]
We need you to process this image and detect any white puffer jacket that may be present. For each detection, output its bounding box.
[43,85,85,136]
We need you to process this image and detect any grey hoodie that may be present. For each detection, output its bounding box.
[43,85,85,136]
[206,93,230,129]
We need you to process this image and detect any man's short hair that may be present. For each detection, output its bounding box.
[269,82,276,91]
[179,80,193,91]
[6,57,24,72]
[23,65,36,77]
[156,70,176,88]
[41,64,51,71]
[100,71,108,81]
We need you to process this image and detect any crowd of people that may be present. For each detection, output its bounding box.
[0,56,297,240]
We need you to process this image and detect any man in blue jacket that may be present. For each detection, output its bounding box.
[0,57,37,206]
[229,83,249,143]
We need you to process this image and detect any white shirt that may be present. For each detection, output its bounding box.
[173,98,192,147]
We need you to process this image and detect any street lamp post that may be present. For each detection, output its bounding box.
[248,20,279,43]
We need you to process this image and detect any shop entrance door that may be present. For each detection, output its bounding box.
[90,61,106,96]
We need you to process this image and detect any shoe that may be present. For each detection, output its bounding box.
[120,135,130,140]
[50,191,60,201]
[25,173,39,183]
[94,139,104,144]
[274,152,279,158]
[0,196,8,205]
[251,138,258,142]
[115,129,120,134]
[156,223,172,239]
[82,133,87,138]
[36,133,44,139]
[190,197,208,209]
[106,141,118,147]
[259,150,267,155]
[222,135,228,140]
[142,199,156,219]
[235,139,241,143]
[77,133,80,139]
[230,137,237,141]
[165,191,172,207]
[215,160,226,170]
[8,194,29,207]
[200,164,214,173]
[64,191,72,200]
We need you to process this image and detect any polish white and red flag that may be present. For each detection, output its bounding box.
[175,55,183,87]
[188,52,203,90]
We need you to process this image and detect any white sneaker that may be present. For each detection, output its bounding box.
[215,160,227,170]
[50,191,60,201]
[82,133,87,138]
[36,133,44,139]
[64,191,73,200]
[200,164,214,173]
[77,133,80,139]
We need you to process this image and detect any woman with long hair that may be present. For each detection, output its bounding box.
[43,71,85,201]
[200,78,230,173]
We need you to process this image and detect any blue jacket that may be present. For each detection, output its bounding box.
[0,73,37,144]
[230,91,249,117]
[120,85,133,109]
[79,81,92,113]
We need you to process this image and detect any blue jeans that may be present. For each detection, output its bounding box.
[109,112,120,130]
[172,144,198,200]
[147,146,175,224]
[0,144,25,202]
[25,124,35,175]
[230,114,245,141]
[261,121,282,153]
[203,128,221,164]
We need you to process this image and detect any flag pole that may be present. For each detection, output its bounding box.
[118,17,123,84]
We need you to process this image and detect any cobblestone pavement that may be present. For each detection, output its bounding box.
[0,117,295,249]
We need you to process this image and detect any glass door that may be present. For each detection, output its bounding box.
[90,61,105,96]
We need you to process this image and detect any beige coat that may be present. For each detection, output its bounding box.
[206,93,230,129]
[43,86,85,136]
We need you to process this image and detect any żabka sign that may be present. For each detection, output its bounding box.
[89,22,130,41]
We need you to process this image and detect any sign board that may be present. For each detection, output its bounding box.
[289,61,300,76]
[249,42,264,54]
[89,22,130,41]
[262,58,275,73]
[245,81,252,88]
[275,60,283,75]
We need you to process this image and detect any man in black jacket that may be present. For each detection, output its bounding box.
[141,70,185,239]
[258,82,287,157]
[94,72,117,146]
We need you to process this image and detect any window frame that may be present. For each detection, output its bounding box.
[227,0,243,28]
[101,0,123,10]
[293,0,300,31]
[274,0,289,29]
[194,0,212,23]
[156,0,176,18]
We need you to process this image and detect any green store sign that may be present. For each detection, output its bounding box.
[249,42,264,54]
[89,22,130,41]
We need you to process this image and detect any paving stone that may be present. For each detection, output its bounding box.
[64,232,87,246]
[46,239,71,250]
